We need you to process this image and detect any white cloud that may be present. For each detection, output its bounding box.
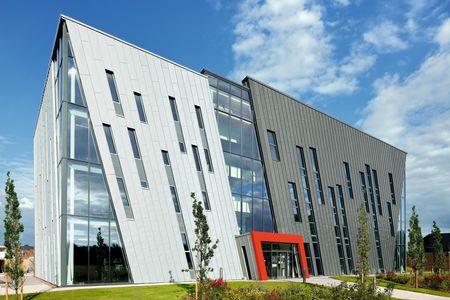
[20,197,33,209]
[230,0,373,97]
[435,18,450,47]
[363,21,408,52]
[359,38,450,234]
[0,135,12,145]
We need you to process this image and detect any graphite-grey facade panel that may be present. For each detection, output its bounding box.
[245,77,406,275]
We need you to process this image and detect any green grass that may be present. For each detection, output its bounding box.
[0,281,299,300]
[331,275,450,298]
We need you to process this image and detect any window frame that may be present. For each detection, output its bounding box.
[267,130,280,161]
[169,96,179,122]
[194,105,204,129]
[134,92,148,123]
[105,70,121,104]
[103,124,117,154]
[161,150,170,166]
[192,145,202,172]
[127,128,142,160]
[288,182,302,222]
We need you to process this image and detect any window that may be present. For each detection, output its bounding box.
[359,172,370,213]
[170,186,181,213]
[328,186,347,274]
[343,162,354,199]
[106,70,120,103]
[181,233,194,269]
[387,202,395,236]
[389,173,396,205]
[267,130,280,161]
[117,178,130,207]
[336,185,354,273]
[134,92,147,123]
[103,124,116,154]
[204,149,213,172]
[202,191,211,210]
[192,145,202,172]
[127,128,141,159]
[169,97,179,121]
[194,105,204,129]
[179,142,186,153]
[309,148,324,204]
[161,150,170,166]
[288,182,301,222]
[372,169,382,215]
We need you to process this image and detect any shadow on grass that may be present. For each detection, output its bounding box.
[24,293,42,300]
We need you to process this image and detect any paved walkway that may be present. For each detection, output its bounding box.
[303,276,450,300]
[0,274,449,299]
[0,274,53,295]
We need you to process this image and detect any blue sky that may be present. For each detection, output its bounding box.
[0,0,449,245]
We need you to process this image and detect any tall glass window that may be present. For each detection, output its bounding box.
[343,162,354,199]
[169,97,179,121]
[372,169,382,215]
[389,173,396,205]
[134,92,147,123]
[288,182,301,222]
[387,202,395,236]
[67,43,84,106]
[328,187,347,274]
[103,124,116,154]
[359,172,370,213]
[192,145,202,172]
[67,106,99,164]
[204,149,213,172]
[336,185,354,273]
[117,178,130,207]
[202,191,211,211]
[161,150,170,166]
[208,73,274,234]
[309,148,324,204]
[296,146,324,275]
[105,70,120,103]
[194,105,204,129]
[170,186,181,213]
[127,128,141,159]
[181,233,194,269]
[267,130,280,161]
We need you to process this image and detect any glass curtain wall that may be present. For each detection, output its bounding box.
[55,25,129,285]
[205,73,274,234]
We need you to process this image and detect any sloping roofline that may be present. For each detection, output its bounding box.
[242,75,407,155]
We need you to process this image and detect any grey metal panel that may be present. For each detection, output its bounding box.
[235,234,258,280]
[246,78,406,275]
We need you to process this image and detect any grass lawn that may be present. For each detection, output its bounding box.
[331,275,450,298]
[0,281,301,300]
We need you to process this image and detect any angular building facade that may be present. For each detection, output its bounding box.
[34,16,406,286]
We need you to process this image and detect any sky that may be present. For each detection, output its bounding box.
[0,0,449,246]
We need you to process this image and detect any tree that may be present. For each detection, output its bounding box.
[190,192,218,282]
[3,171,24,299]
[357,204,370,285]
[431,221,445,275]
[407,206,425,288]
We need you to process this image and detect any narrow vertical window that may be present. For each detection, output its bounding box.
[389,173,396,205]
[161,150,170,166]
[309,148,324,204]
[194,105,204,129]
[127,128,141,159]
[359,172,370,213]
[387,202,395,236]
[105,70,120,103]
[267,130,280,161]
[203,149,213,172]
[169,97,179,121]
[117,178,130,207]
[181,233,194,269]
[170,186,181,213]
[134,92,147,123]
[288,182,301,222]
[328,186,347,274]
[179,142,186,153]
[336,185,354,273]
[343,162,354,199]
[202,191,211,211]
[192,145,202,172]
[103,124,116,154]
[372,169,382,215]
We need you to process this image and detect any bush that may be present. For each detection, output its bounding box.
[422,275,450,292]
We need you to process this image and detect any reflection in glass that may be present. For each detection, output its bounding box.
[110,222,129,282]
[229,116,242,154]
[67,216,89,284]
[67,162,89,216]
[89,219,109,282]
[89,166,111,217]
[67,45,84,106]
[117,178,130,207]
[67,106,99,163]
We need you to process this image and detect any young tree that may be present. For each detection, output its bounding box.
[357,204,370,284]
[3,172,24,299]
[431,221,445,275]
[190,192,218,282]
[407,206,425,288]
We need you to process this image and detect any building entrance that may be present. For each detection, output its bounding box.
[262,242,302,279]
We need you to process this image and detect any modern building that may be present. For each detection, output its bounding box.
[34,16,407,286]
